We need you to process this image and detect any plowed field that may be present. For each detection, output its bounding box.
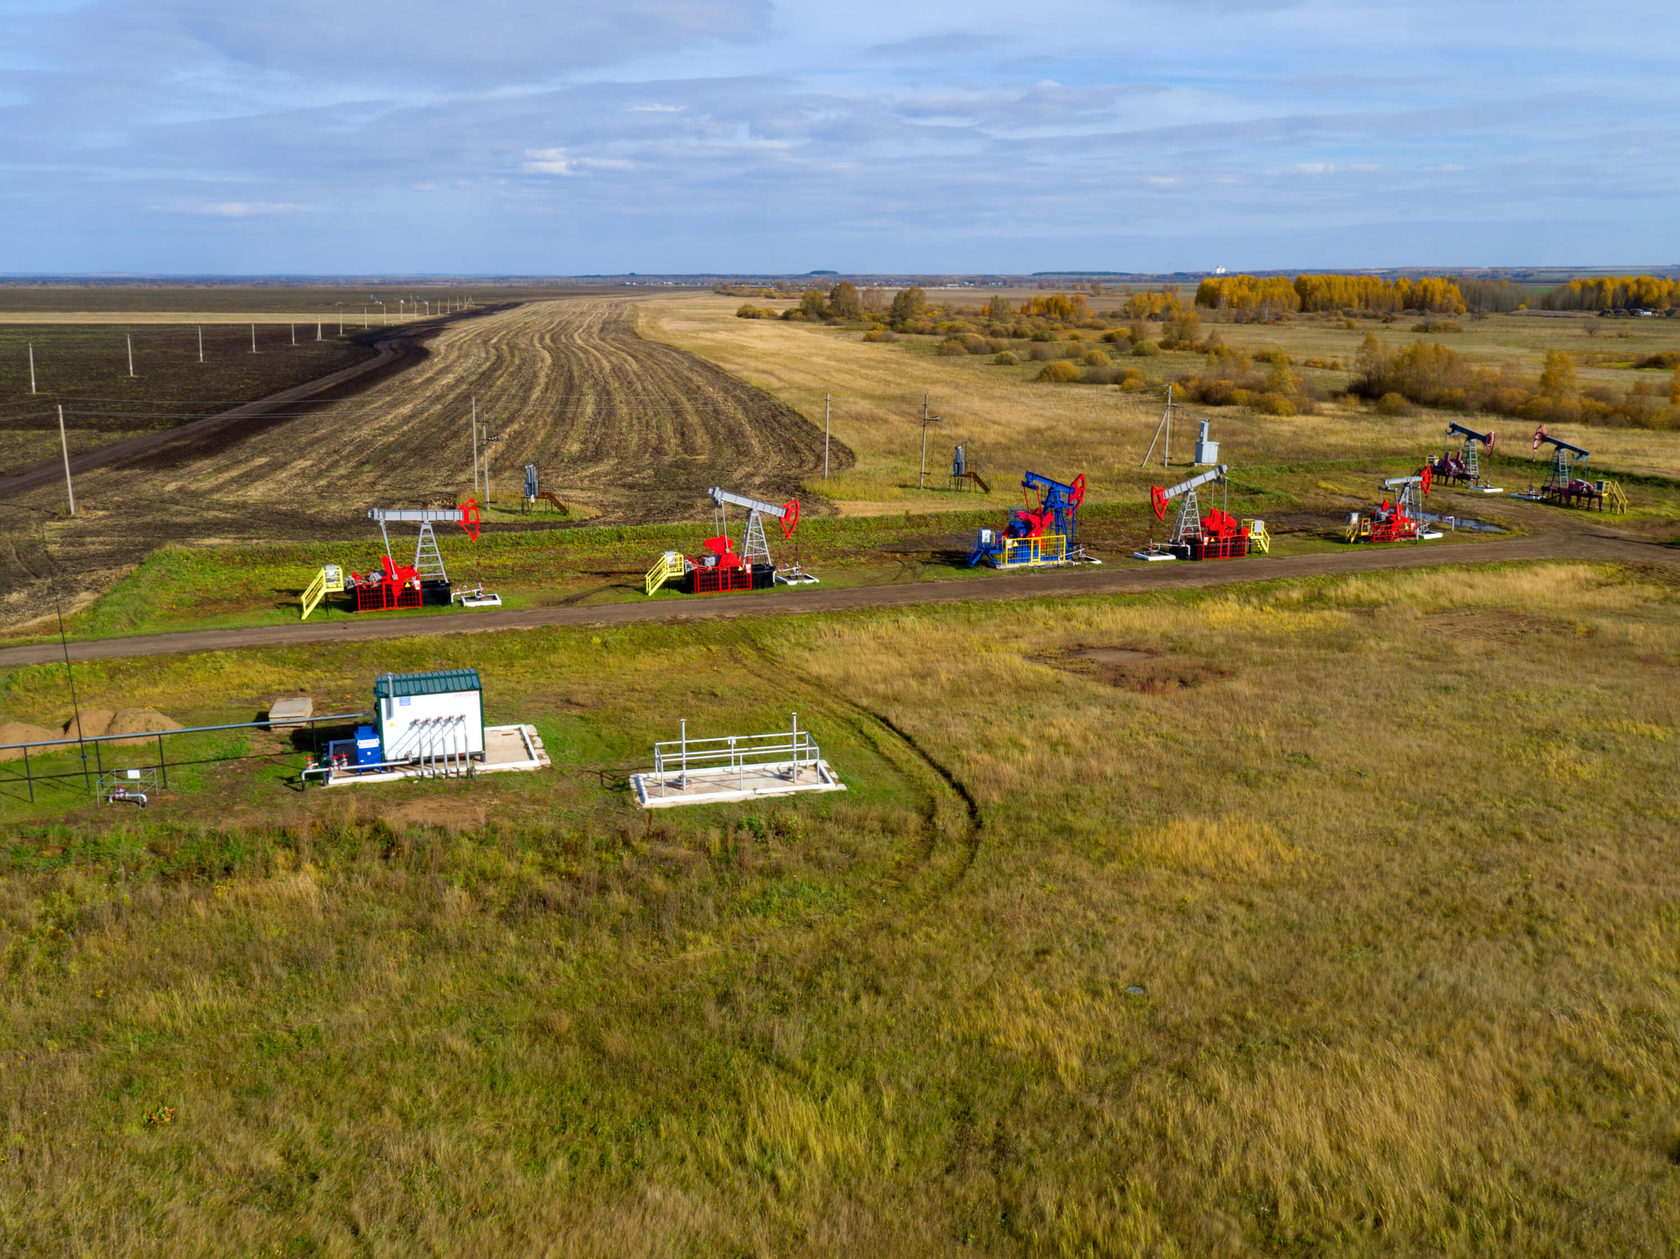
[1,297,846,627]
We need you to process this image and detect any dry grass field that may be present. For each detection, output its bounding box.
[1,283,1678,1253]
[1,561,1677,1253]
[638,296,1680,514]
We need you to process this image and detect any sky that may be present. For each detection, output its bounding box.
[1,0,1677,275]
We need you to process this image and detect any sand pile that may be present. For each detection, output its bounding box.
[0,722,58,761]
[62,708,184,746]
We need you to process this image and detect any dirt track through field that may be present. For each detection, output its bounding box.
[0,298,844,627]
[0,523,1670,667]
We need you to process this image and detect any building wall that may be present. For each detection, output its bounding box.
[379,689,485,761]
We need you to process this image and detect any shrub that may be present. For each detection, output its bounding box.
[1132,340,1161,357]
[1028,344,1060,362]
[1082,349,1111,367]
[1198,379,1242,406]
[992,350,1020,365]
[1635,351,1680,370]
[1119,369,1147,390]
[1375,391,1415,416]
[937,338,968,357]
[1036,360,1083,383]
[861,328,895,343]
[1412,319,1463,333]
[1253,391,1297,416]
[963,335,992,355]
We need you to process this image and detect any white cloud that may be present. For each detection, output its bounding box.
[522,147,632,175]
[193,201,305,216]
[627,103,686,113]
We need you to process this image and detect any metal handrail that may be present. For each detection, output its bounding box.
[649,714,821,798]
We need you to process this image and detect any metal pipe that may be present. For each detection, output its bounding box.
[0,711,371,754]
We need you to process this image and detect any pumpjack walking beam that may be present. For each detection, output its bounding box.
[1151,464,1227,543]
[708,487,800,567]
[366,501,482,583]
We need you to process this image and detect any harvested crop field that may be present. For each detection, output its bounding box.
[1,297,844,627]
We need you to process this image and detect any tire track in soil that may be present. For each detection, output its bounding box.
[756,649,985,897]
[0,296,850,629]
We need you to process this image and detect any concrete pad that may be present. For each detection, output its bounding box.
[268,696,314,728]
[321,724,548,786]
[482,724,550,772]
[1133,551,1176,561]
[632,759,846,809]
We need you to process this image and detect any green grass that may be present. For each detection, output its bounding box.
[1,487,1523,646]
[1,562,1678,1252]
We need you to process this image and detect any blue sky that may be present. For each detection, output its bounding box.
[2,0,1676,274]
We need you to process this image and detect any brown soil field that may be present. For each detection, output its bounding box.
[1,297,843,627]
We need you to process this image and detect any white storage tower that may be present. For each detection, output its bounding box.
[374,669,485,765]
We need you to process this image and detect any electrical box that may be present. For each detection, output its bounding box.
[354,725,381,766]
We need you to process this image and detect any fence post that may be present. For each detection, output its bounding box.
[157,731,167,788]
[23,743,32,803]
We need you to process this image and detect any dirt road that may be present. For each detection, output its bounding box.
[1,524,1669,667]
[1,297,844,627]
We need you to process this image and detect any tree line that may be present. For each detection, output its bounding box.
[1195,274,1472,315]
[1539,276,1680,311]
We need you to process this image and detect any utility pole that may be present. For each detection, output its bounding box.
[197,326,204,363]
[823,392,831,479]
[126,334,135,378]
[56,404,75,516]
[251,323,257,354]
[471,395,480,497]
[28,341,36,393]
[290,322,296,346]
[42,524,90,793]
[918,393,943,489]
[1140,383,1177,469]
[316,319,323,341]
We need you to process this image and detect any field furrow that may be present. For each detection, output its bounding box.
[1,296,846,627]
